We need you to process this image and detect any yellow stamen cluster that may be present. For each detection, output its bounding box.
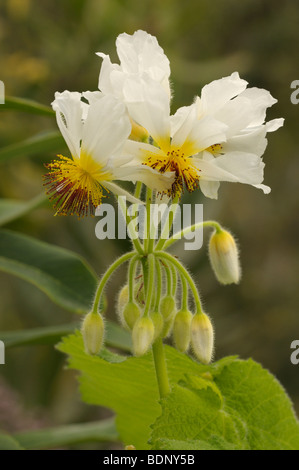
[43,153,110,217]
[143,147,200,198]
[208,143,224,155]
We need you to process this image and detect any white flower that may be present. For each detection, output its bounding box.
[44,90,173,216]
[192,72,284,198]
[96,30,171,100]
[120,72,282,199]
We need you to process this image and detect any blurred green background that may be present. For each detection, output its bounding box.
[1,0,299,447]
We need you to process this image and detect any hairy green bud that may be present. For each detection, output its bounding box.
[123,302,141,330]
[209,229,241,285]
[191,312,214,364]
[151,311,164,340]
[132,317,155,356]
[173,309,193,353]
[81,312,104,355]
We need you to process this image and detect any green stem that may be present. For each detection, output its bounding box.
[156,251,203,314]
[155,195,179,251]
[144,188,153,253]
[143,254,155,316]
[117,195,144,255]
[128,255,140,302]
[154,259,162,311]
[92,252,135,315]
[134,181,143,199]
[180,272,189,310]
[152,338,170,399]
[163,220,222,250]
[170,263,177,297]
[163,262,172,296]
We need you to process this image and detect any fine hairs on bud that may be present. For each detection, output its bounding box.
[173,309,193,353]
[132,316,155,356]
[123,302,141,330]
[160,295,176,338]
[191,312,214,364]
[151,311,164,340]
[209,229,241,285]
[116,284,129,328]
[81,312,105,355]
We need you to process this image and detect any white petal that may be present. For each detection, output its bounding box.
[116,30,171,86]
[214,96,256,136]
[239,87,277,126]
[194,151,266,185]
[123,76,171,147]
[103,181,144,204]
[266,118,284,132]
[198,72,248,116]
[187,115,227,152]
[82,90,103,105]
[96,53,123,97]
[81,95,131,164]
[223,126,268,157]
[170,104,193,137]
[252,183,271,194]
[199,180,220,199]
[114,164,175,192]
[52,91,83,158]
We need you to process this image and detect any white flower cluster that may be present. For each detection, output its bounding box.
[45,30,283,217]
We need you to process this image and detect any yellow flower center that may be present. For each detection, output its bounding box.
[43,152,112,217]
[143,143,201,197]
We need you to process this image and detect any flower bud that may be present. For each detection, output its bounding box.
[123,302,141,330]
[81,312,104,355]
[191,312,214,364]
[173,309,193,353]
[129,118,149,142]
[151,311,164,340]
[116,284,129,327]
[209,229,241,285]
[160,295,176,321]
[132,316,155,356]
[160,295,176,338]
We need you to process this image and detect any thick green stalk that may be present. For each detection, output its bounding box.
[155,195,179,251]
[118,195,144,255]
[152,338,170,399]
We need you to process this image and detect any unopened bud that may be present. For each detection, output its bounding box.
[209,229,241,285]
[81,312,104,355]
[160,295,176,338]
[160,295,176,321]
[173,309,193,353]
[116,285,129,327]
[132,316,155,356]
[151,311,164,340]
[129,118,149,142]
[191,312,214,364]
[123,302,141,330]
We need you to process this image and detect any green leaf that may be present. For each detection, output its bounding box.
[152,437,238,450]
[57,332,213,450]
[150,359,299,450]
[0,431,23,450]
[1,322,131,352]
[0,229,97,314]
[13,418,117,450]
[0,130,65,163]
[0,97,54,117]
[0,193,48,226]
[58,333,299,450]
